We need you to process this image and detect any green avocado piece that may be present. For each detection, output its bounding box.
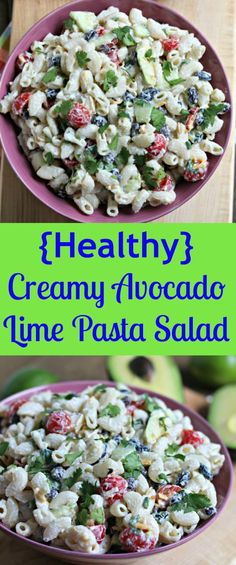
[70,11,97,32]
[94,32,115,47]
[107,356,184,402]
[208,385,236,449]
[0,368,58,399]
[137,45,156,86]
[134,101,152,123]
[188,356,236,389]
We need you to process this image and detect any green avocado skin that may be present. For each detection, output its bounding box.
[188,356,236,389]
[0,368,58,399]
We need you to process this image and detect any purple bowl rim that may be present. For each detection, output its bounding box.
[0,0,233,223]
[0,380,233,559]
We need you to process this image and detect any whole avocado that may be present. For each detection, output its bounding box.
[188,356,236,389]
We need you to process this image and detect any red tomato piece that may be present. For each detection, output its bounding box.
[16,51,33,71]
[99,474,128,505]
[161,35,180,52]
[12,92,31,116]
[8,399,26,417]
[63,158,79,169]
[97,26,106,36]
[156,484,182,508]
[147,133,168,159]
[181,429,204,447]
[184,160,208,182]
[127,399,145,414]
[119,527,156,552]
[67,103,91,128]
[157,175,174,192]
[89,524,106,544]
[46,411,72,434]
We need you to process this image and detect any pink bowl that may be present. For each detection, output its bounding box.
[0,0,232,223]
[0,380,233,564]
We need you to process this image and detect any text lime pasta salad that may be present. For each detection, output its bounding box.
[0,384,224,553]
[0,7,231,216]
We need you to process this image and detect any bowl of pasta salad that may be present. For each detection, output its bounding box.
[0,1,232,222]
[0,381,233,563]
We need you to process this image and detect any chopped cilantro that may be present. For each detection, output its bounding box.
[135,99,146,107]
[143,393,159,412]
[76,508,89,526]
[84,151,99,174]
[158,473,169,483]
[80,481,98,508]
[165,443,185,460]
[180,109,189,117]
[28,449,53,477]
[201,103,226,129]
[35,47,43,54]
[162,61,184,87]
[103,70,118,92]
[117,147,130,165]
[93,384,107,393]
[171,493,211,513]
[76,50,90,68]
[99,122,109,134]
[90,507,105,524]
[142,165,158,189]
[118,109,130,119]
[134,154,147,168]
[143,496,150,509]
[64,468,82,488]
[113,26,136,47]
[0,442,9,456]
[42,66,59,84]
[185,141,192,149]
[108,133,119,151]
[43,152,54,166]
[145,49,155,62]
[100,404,121,417]
[159,417,167,432]
[63,18,74,31]
[123,451,143,479]
[151,108,166,131]
[54,100,73,116]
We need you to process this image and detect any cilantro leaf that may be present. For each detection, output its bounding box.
[201,103,226,129]
[44,152,54,166]
[42,67,59,84]
[113,26,136,47]
[28,449,53,477]
[142,165,157,189]
[108,133,119,151]
[90,507,105,524]
[84,151,99,174]
[64,468,82,488]
[162,61,184,87]
[159,417,167,432]
[145,49,155,62]
[118,109,130,119]
[135,99,146,107]
[165,443,185,460]
[35,47,43,54]
[158,473,169,483]
[55,100,73,116]
[171,493,211,513]
[93,384,107,393]
[100,404,121,417]
[103,70,118,92]
[63,18,74,31]
[134,154,147,168]
[123,451,143,479]
[80,481,98,508]
[0,442,9,456]
[143,496,150,509]
[76,508,89,526]
[76,50,90,68]
[151,108,166,131]
[117,147,130,166]
[99,122,109,134]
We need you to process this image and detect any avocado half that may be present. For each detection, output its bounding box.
[107,356,184,402]
[208,384,236,449]
[188,356,236,389]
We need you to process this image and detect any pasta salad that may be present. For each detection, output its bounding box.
[0,384,224,554]
[0,7,231,217]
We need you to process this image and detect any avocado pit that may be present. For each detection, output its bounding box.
[129,356,155,383]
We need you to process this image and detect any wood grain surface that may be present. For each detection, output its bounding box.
[0,0,235,222]
[0,356,235,564]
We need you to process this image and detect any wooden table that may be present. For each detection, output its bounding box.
[0,0,235,222]
[0,356,235,565]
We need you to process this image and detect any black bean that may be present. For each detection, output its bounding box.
[51,466,65,480]
[138,88,159,102]
[49,55,61,67]
[153,510,169,524]
[84,29,97,41]
[46,88,60,101]
[47,487,58,501]
[205,506,217,516]
[91,114,107,127]
[199,464,213,480]
[176,471,191,487]
[130,122,140,137]
[123,90,135,102]
[127,477,137,489]
[196,71,212,81]
[160,125,171,138]
[195,111,204,126]
[187,86,199,106]
[103,152,116,164]
[170,492,184,505]
[111,168,121,180]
